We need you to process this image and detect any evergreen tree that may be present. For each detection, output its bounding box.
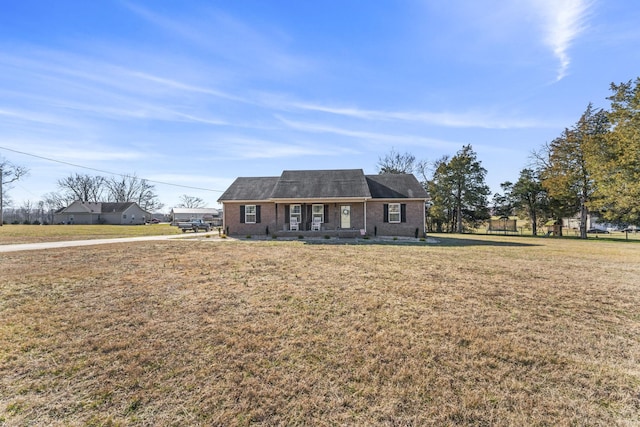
[591,79,640,225]
[428,145,490,233]
[510,169,549,236]
[538,104,608,239]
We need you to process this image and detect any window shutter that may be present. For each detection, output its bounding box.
[256,205,261,223]
[324,205,329,223]
[383,204,389,223]
[401,204,407,223]
[285,205,290,220]
[240,205,245,223]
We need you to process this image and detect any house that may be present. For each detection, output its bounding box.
[170,208,222,226]
[217,169,428,237]
[54,201,150,225]
[563,213,618,232]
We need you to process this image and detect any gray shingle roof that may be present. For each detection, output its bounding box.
[218,177,280,201]
[101,202,137,213]
[218,170,427,202]
[365,174,428,199]
[271,169,371,199]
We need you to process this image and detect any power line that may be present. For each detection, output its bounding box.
[0,145,224,193]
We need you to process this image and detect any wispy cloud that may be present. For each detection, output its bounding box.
[277,116,462,150]
[290,103,552,129]
[122,2,313,78]
[219,136,357,159]
[532,0,593,81]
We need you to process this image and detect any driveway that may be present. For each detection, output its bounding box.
[0,233,215,253]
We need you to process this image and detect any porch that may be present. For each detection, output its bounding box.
[275,201,366,234]
[272,229,363,239]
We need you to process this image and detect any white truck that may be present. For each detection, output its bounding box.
[177,219,212,233]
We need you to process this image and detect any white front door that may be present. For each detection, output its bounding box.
[340,205,351,229]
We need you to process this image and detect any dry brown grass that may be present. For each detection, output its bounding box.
[1,235,639,425]
[0,224,181,245]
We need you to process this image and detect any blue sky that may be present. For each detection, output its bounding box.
[1,0,639,211]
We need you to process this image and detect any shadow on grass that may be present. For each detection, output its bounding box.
[427,235,541,247]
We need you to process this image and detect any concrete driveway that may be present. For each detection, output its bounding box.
[0,233,213,253]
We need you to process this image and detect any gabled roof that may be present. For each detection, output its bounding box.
[218,169,428,202]
[59,201,148,214]
[365,174,428,199]
[101,202,139,213]
[271,169,371,199]
[218,177,280,201]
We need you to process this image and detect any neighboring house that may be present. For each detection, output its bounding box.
[218,169,428,237]
[54,201,149,225]
[170,208,222,225]
[563,213,618,232]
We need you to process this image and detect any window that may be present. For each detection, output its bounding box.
[388,203,401,223]
[312,204,324,223]
[245,205,257,223]
[290,204,301,225]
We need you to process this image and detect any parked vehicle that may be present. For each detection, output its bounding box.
[177,219,212,233]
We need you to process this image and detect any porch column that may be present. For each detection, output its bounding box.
[363,200,367,234]
[423,200,427,236]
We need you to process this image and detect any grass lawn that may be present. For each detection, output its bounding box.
[1,234,639,425]
[0,224,182,245]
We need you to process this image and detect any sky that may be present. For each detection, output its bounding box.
[1,0,640,212]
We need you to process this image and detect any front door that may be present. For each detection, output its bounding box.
[340,205,351,229]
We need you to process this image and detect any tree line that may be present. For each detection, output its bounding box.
[3,79,639,233]
[377,78,640,238]
[1,162,209,224]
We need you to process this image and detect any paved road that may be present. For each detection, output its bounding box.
[0,233,216,253]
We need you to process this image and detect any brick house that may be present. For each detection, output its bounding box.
[218,169,428,238]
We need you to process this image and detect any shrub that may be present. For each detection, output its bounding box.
[298,235,304,239]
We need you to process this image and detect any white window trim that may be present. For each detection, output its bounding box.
[388,203,401,223]
[245,205,257,224]
[290,204,302,224]
[312,204,324,223]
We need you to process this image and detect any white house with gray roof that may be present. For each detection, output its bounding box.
[218,169,428,237]
[54,201,150,225]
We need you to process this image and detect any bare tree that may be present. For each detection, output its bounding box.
[105,174,164,212]
[377,148,417,174]
[177,194,206,208]
[57,173,105,202]
[1,156,30,225]
[42,192,71,224]
[20,200,33,224]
